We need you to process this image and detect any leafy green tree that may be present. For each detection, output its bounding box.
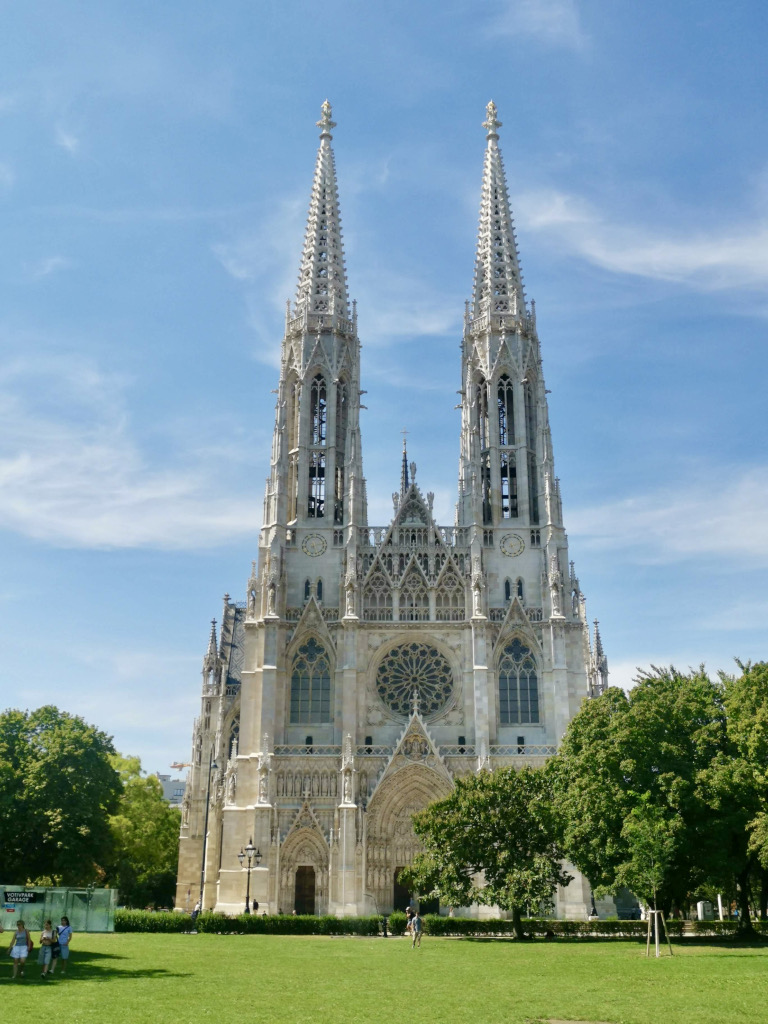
[0,705,121,884]
[104,755,181,908]
[614,796,684,908]
[399,766,570,938]
[551,668,727,913]
[702,660,768,929]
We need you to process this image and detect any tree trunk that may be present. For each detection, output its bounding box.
[760,868,768,921]
[511,906,525,940]
[737,866,756,935]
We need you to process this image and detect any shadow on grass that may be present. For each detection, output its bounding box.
[460,934,768,954]
[47,953,192,982]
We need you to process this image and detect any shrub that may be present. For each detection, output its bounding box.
[116,909,191,932]
[196,914,381,936]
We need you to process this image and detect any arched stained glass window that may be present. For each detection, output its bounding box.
[290,638,332,724]
[498,638,539,724]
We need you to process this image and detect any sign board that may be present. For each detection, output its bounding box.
[3,891,38,903]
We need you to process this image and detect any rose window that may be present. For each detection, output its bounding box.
[376,641,454,720]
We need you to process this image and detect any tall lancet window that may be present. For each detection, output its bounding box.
[527,452,539,525]
[498,639,539,724]
[290,637,331,724]
[497,374,514,445]
[310,374,327,446]
[476,378,489,452]
[481,452,492,525]
[308,453,325,518]
[334,381,348,524]
[500,453,517,519]
[286,379,300,523]
[524,380,537,451]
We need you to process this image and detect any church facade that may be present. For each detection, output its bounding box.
[176,101,608,919]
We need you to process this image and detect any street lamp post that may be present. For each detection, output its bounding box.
[237,838,262,915]
[198,751,218,912]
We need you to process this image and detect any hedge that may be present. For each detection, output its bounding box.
[115,910,381,935]
[196,914,380,935]
[116,909,194,932]
[115,908,767,938]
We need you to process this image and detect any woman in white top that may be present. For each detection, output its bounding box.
[50,916,72,976]
[38,919,54,979]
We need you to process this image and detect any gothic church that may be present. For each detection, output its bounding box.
[176,101,608,919]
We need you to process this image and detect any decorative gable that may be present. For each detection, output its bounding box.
[369,712,453,803]
[493,595,541,656]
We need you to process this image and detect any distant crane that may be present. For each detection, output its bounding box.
[170,762,192,771]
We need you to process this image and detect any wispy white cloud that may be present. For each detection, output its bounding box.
[486,0,587,50]
[212,196,458,361]
[25,255,72,279]
[0,349,261,550]
[699,601,768,633]
[517,188,768,290]
[356,268,458,346]
[55,122,79,154]
[569,466,768,566]
[0,162,14,192]
[212,196,305,363]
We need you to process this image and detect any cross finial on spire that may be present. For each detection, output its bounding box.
[316,99,336,138]
[482,100,502,138]
[411,687,420,717]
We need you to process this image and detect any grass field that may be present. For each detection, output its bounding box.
[3,933,766,1024]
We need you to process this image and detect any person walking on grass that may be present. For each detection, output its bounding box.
[9,919,31,979]
[38,919,54,979]
[411,910,423,949]
[51,916,72,976]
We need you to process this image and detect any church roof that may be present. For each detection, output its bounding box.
[294,101,350,317]
[472,101,526,318]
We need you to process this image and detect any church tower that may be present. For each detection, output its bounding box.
[176,102,607,920]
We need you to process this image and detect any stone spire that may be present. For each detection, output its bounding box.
[471,101,525,318]
[206,619,218,658]
[591,620,609,696]
[294,100,349,317]
[400,435,410,497]
[593,619,604,660]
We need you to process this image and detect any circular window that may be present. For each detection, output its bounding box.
[376,641,454,720]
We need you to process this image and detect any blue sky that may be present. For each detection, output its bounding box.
[1,1,766,773]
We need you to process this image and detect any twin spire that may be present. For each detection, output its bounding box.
[294,99,524,325]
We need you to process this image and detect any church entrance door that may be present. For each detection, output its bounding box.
[393,867,411,912]
[294,866,316,915]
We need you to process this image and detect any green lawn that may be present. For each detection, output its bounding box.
[4,933,767,1024]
